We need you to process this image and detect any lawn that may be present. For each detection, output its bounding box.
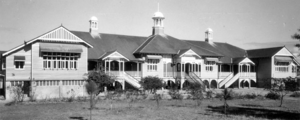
[1,96,300,120]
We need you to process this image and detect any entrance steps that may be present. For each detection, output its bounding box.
[185,73,203,86]
[219,73,240,88]
[123,72,141,89]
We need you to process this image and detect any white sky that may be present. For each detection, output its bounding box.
[0,0,300,52]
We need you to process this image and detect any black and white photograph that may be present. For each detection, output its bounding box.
[0,0,300,119]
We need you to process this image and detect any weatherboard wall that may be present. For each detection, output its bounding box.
[5,45,32,81]
[31,42,88,80]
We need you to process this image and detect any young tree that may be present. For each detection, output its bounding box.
[271,77,298,107]
[139,76,164,108]
[85,80,99,120]
[168,81,183,106]
[221,88,233,115]
[85,70,115,120]
[188,83,205,106]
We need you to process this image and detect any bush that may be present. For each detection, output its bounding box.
[168,90,182,100]
[244,93,259,99]
[265,91,280,100]
[290,91,300,98]
[10,84,25,104]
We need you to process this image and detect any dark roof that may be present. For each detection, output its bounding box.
[185,40,246,63]
[247,46,283,58]
[134,35,189,54]
[232,57,246,64]
[135,34,222,57]
[72,31,244,62]
[71,31,147,60]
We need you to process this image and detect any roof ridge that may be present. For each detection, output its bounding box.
[133,35,155,53]
[247,46,283,51]
[186,41,223,56]
[138,35,157,53]
[71,30,147,38]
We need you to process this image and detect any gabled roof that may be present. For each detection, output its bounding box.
[100,50,129,61]
[134,34,189,54]
[185,40,246,63]
[3,26,93,56]
[71,31,147,60]
[177,49,201,58]
[134,34,222,57]
[247,46,283,58]
[232,57,254,64]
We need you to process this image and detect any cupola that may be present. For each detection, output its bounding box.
[89,16,98,34]
[205,28,213,43]
[152,5,165,35]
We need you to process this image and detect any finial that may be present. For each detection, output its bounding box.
[61,23,63,27]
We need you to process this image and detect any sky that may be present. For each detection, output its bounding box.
[1,0,300,53]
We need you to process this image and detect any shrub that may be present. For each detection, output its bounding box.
[188,83,204,106]
[10,84,25,104]
[244,93,258,99]
[168,90,182,100]
[265,91,280,100]
[140,76,164,108]
[290,91,300,98]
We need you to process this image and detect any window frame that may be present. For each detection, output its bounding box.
[14,60,25,70]
[42,52,79,70]
[147,59,159,72]
[205,61,215,72]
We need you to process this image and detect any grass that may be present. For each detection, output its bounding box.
[1,97,300,120]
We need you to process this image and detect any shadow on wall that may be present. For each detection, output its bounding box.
[206,105,300,120]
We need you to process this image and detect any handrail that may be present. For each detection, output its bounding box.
[184,73,196,83]
[219,73,233,87]
[224,73,240,88]
[123,72,141,89]
[190,72,203,85]
[124,72,140,83]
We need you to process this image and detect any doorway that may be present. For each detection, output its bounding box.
[185,63,191,74]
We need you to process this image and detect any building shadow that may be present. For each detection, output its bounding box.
[206,105,300,120]
[69,116,87,120]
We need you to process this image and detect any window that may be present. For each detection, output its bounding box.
[177,63,181,72]
[205,61,215,72]
[275,62,289,72]
[147,59,159,72]
[42,52,79,70]
[15,61,25,69]
[292,65,297,73]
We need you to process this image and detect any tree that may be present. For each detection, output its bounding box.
[85,70,115,120]
[139,76,164,108]
[86,70,115,92]
[85,80,99,120]
[188,83,205,106]
[271,77,298,107]
[221,88,233,115]
[292,28,300,50]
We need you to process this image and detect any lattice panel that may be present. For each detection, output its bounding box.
[39,27,80,41]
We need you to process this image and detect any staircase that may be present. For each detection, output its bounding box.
[218,73,234,88]
[123,72,141,89]
[224,73,240,88]
[189,72,203,85]
[185,73,203,85]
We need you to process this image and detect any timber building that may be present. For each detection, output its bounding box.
[0,10,298,100]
